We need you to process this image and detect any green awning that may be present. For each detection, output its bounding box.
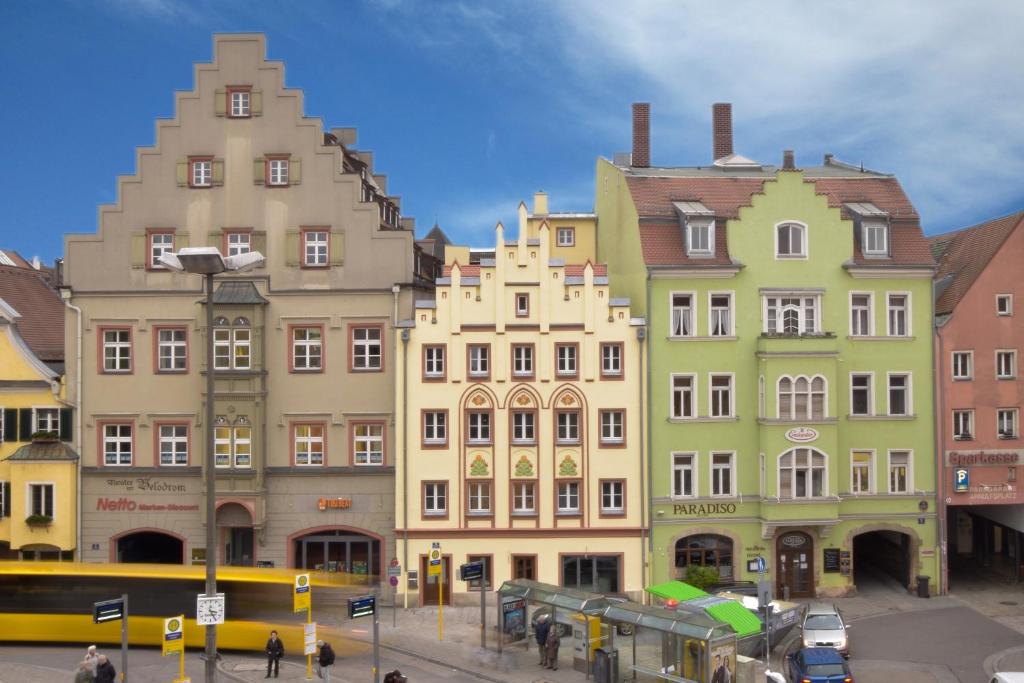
[705,601,763,637]
[645,580,709,602]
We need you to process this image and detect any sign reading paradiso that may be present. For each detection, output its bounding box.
[672,502,737,516]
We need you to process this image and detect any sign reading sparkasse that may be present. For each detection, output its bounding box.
[947,450,1020,467]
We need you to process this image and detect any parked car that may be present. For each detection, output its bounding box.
[800,602,850,658]
[990,674,1024,683]
[787,647,855,683]
[708,580,760,597]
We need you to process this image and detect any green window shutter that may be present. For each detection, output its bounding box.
[329,231,345,266]
[177,231,190,249]
[253,231,267,256]
[59,409,73,442]
[18,408,33,441]
[253,158,265,185]
[176,159,189,187]
[214,88,227,116]
[285,231,300,267]
[212,159,225,186]
[3,409,17,443]
[289,159,301,185]
[131,232,146,269]
[251,89,263,116]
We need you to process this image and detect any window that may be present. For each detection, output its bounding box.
[232,425,251,468]
[293,424,325,466]
[779,448,825,499]
[33,408,59,435]
[215,423,251,468]
[351,326,382,371]
[229,88,250,117]
[467,482,492,515]
[887,294,909,336]
[468,345,489,378]
[149,231,174,269]
[776,222,806,257]
[291,327,322,371]
[952,352,973,380]
[997,350,1017,379]
[671,293,695,337]
[562,555,619,593]
[156,328,187,372]
[556,227,575,246]
[888,451,910,493]
[102,328,132,373]
[556,344,577,377]
[953,410,974,440]
[851,450,873,494]
[672,375,695,419]
[997,294,1013,316]
[672,453,695,497]
[225,230,252,256]
[515,293,529,317]
[686,219,714,256]
[711,452,734,496]
[556,411,580,444]
[887,374,910,416]
[600,481,625,514]
[29,483,54,518]
[777,376,826,420]
[353,423,384,465]
[998,409,1019,439]
[511,344,533,377]
[675,535,733,580]
[850,374,872,416]
[267,158,290,186]
[466,554,492,590]
[467,412,491,443]
[423,411,447,445]
[423,346,445,379]
[511,411,535,444]
[709,293,733,336]
[213,317,251,370]
[423,482,447,516]
[600,343,622,377]
[600,411,624,445]
[765,295,819,334]
[850,293,872,336]
[557,481,580,514]
[709,374,733,417]
[862,221,889,257]
[158,424,188,466]
[103,424,133,466]
[190,158,213,187]
[512,482,536,514]
[302,229,328,267]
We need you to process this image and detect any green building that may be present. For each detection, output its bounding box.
[596,103,939,597]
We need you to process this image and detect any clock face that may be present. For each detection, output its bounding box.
[196,595,226,625]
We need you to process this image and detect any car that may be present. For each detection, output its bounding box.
[708,580,760,597]
[787,647,855,683]
[800,602,850,658]
[990,674,1024,683]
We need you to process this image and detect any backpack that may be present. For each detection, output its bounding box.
[323,644,336,665]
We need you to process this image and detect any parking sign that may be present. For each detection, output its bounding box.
[954,468,969,492]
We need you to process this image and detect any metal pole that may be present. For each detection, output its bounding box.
[204,272,218,683]
[392,582,397,628]
[373,600,381,683]
[480,582,486,650]
[497,592,503,657]
[765,603,773,666]
[121,593,128,682]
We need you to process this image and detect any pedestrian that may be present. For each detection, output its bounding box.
[94,654,116,683]
[544,621,560,671]
[316,639,335,681]
[74,660,95,683]
[265,629,285,678]
[534,613,551,666]
[84,645,99,675]
[383,670,407,683]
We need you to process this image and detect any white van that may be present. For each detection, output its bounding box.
[990,673,1024,683]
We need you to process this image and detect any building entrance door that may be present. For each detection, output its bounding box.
[776,531,814,598]
[226,527,254,566]
[420,554,451,606]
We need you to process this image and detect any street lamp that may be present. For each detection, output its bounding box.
[159,247,264,682]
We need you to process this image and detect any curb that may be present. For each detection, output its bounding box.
[983,644,1024,677]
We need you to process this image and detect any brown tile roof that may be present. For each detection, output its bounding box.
[928,210,1024,316]
[442,263,608,277]
[0,264,64,362]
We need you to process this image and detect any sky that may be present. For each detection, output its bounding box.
[1,0,1022,263]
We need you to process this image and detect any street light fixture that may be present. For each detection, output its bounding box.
[159,246,264,682]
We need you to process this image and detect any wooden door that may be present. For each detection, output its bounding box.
[420,554,451,606]
[512,554,536,580]
[776,531,814,598]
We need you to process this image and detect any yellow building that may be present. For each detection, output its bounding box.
[0,255,77,560]
[395,210,646,605]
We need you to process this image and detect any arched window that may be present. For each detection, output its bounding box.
[779,448,826,499]
[675,534,733,580]
[214,317,251,370]
[778,376,828,419]
[776,222,807,258]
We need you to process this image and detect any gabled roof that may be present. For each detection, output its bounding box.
[0,263,64,363]
[928,210,1024,316]
[442,263,608,277]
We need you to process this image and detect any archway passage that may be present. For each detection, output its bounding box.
[675,534,734,581]
[217,502,254,567]
[116,531,184,564]
[853,530,911,591]
[292,528,381,581]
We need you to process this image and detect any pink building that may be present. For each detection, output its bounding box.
[931,211,1024,589]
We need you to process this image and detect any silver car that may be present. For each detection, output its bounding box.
[800,602,850,658]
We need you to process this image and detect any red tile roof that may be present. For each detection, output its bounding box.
[929,211,1024,315]
[0,264,64,362]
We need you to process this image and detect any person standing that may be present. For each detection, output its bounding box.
[316,639,335,681]
[265,629,285,678]
[544,622,561,671]
[534,614,551,666]
[74,660,95,683]
[83,646,99,676]
[94,655,116,683]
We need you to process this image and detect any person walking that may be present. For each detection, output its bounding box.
[544,622,561,671]
[316,639,335,681]
[534,613,551,666]
[83,646,99,675]
[94,655,116,683]
[73,660,95,683]
[265,629,285,678]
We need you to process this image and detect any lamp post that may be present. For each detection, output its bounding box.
[159,247,264,682]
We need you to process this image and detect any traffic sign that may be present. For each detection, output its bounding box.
[428,541,442,577]
[390,557,400,568]
[293,573,311,613]
[93,597,125,624]
[459,561,485,582]
[389,575,399,587]
[163,615,184,656]
[348,594,376,619]
[756,556,767,574]
[954,468,969,492]
[387,565,402,577]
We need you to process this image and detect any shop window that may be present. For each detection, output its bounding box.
[675,534,733,580]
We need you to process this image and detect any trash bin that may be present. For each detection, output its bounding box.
[915,575,930,598]
[594,648,619,683]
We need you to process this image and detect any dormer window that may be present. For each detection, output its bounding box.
[686,219,714,257]
[862,221,889,257]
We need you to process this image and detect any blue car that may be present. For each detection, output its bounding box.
[787,647,854,683]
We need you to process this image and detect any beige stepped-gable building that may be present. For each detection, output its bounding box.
[64,34,436,572]
[395,205,647,605]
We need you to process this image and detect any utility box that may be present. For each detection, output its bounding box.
[572,614,606,673]
[594,648,619,683]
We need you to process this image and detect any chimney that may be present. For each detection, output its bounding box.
[632,102,650,168]
[824,153,834,165]
[783,150,795,170]
[712,103,733,161]
[533,191,549,215]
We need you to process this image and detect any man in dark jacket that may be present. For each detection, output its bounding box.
[265,629,285,678]
[316,639,336,681]
[94,654,116,683]
[534,613,551,666]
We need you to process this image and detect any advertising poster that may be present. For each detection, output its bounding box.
[501,596,526,643]
[709,639,736,683]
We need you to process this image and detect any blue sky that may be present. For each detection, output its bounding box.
[1,0,1022,263]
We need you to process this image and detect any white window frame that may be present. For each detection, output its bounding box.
[671,374,696,419]
[601,344,622,376]
[423,411,447,444]
[468,345,489,377]
[557,481,580,514]
[996,350,1017,379]
[556,227,575,246]
[157,328,187,372]
[511,411,535,444]
[103,329,132,372]
[294,425,325,466]
[600,410,624,445]
[710,452,735,497]
[268,158,290,186]
[26,482,55,519]
[775,221,808,259]
[600,480,624,513]
[778,448,827,499]
[670,292,696,337]
[515,293,530,317]
[709,373,734,418]
[886,292,911,337]
[686,219,714,257]
[230,89,250,117]
[424,346,445,378]
[953,410,974,440]
[556,411,580,444]
[556,345,577,376]
[424,482,447,516]
[467,412,491,444]
[850,372,874,416]
[776,375,828,420]
[952,351,973,380]
[468,481,492,515]
[671,452,696,498]
[849,291,874,337]
[150,232,174,268]
[512,345,533,377]
[353,423,384,466]
[291,327,322,371]
[103,424,133,466]
[862,221,889,257]
[303,230,329,267]
[191,159,212,187]
[997,408,1019,439]
[226,231,252,257]
[33,408,60,435]
[850,449,875,494]
[763,294,820,335]
[708,291,734,337]
[996,294,1013,317]
[887,449,911,494]
[886,372,912,416]
[233,425,252,468]
[512,482,536,514]
[352,327,382,370]
[158,424,189,466]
